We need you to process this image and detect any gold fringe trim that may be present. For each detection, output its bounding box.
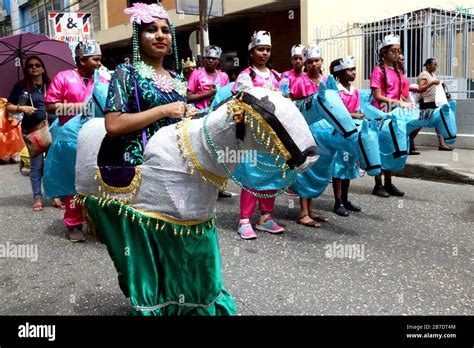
[95,165,142,194]
[75,194,217,233]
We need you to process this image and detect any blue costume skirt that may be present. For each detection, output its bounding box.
[332,149,359,180]
[290,122,336,199]
[44,116,90,199]
[232,152,292,191]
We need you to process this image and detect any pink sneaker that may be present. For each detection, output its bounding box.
[238,222,257,240]
[256,215,285,234]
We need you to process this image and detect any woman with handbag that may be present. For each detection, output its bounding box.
[416,58,453,151]
[5,56,62,211]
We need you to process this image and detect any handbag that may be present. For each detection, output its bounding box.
[435,84,448,107]
[24,117,52,157]
[22,88,52,157]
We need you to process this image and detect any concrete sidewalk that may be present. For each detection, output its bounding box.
[396,146,474,185]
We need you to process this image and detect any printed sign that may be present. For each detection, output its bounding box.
[48,12,93,57]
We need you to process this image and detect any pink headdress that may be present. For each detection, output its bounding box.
[123,2,170,25]
[124,2,179,68]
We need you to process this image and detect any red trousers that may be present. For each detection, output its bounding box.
[64,195,83,230]
[240,188,277,219]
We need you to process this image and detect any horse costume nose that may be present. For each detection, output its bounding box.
[296,147,319,172]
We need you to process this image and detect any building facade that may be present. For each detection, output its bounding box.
[0,0,101,37]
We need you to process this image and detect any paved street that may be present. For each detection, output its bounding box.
[0,162,472,315]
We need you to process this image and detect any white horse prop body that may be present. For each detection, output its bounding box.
[76,87,318,221]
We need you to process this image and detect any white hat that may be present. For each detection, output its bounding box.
[378,34,400,53]
[303,45,322,62]
[291,44,304,57]
[248,31,271,51]
[75,40,101,57]
[333,56,356,72]
[204,45,223,59]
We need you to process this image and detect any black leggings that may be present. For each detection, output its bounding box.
[419,101,437,110]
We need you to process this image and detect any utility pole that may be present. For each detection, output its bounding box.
[198,0,209,60]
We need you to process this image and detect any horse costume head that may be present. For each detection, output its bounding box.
[404,101,457,145]
[207,87,319,173]
[76,87,318,221]
[294,78,358,141]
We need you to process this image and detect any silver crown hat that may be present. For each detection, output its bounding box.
[75,40,102,58]
[303,45,322,62]
[291,44,304,57]
[333,56,356,72]
[204,45,223,59]
[378,34,400,53]
[248,31,271,51]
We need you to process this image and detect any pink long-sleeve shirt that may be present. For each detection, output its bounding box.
[187,67,230,109]
[45,69,106,125]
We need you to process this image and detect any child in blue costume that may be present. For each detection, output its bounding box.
[44,41,108,242]
[232,31,287,240]
[329,56,365,217]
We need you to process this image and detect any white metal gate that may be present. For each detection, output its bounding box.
[315,8,474,99]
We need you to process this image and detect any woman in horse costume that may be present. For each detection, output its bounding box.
[75,3,319,315]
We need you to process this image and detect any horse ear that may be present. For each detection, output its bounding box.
[449,100,457,112]
[326,75,338,91]
[318,81,327,99]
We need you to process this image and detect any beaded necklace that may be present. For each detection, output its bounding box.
[202,106,298,199]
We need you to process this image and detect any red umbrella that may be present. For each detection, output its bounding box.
[0,32,76,98]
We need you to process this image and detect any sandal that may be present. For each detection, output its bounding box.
[33,200,43,212]
[52,198,66,209]
[296,215,320,228]
[309,210,329,222]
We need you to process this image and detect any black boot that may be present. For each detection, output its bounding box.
[343,200,361,212]
[333,200,349,217]
[218,190,232,198]
[372,185,389,197]
[384,183,405,196]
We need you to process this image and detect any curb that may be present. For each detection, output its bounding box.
[395,163,474,185]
